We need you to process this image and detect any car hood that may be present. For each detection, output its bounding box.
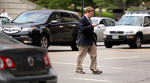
[105,26,143,31]
[0,22,42,27]
[0,44,41,51]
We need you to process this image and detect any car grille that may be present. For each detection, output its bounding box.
[3,27,22,34]
[110,31,124,34]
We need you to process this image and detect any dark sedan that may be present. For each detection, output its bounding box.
[0,32,57,83]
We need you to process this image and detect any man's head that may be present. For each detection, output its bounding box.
[2,9,5,13]
[85,6,94,18]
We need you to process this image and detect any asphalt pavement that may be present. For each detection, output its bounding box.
[48,42,150,83]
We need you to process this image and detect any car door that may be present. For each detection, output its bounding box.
[99,19,115,41]
[97,19,107,41]
[143,16,150,41]
[60,12,75,43]
[48,12,64,43]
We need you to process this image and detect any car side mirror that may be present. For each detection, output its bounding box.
[51,20,58,24]
[144,23,149,27]
[98,24,105,28]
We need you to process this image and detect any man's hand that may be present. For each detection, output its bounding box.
[92,23,98,27]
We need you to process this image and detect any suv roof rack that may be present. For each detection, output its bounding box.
[125,10,150,15]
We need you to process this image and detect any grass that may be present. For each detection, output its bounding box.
[95,11,113,18]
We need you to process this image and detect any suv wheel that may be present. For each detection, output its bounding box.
[104,41,113,48]
[130,35,141,48]
[71,35,78,51]
[38,34,49,49]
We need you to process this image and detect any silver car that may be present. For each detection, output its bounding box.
[91,17,116,42]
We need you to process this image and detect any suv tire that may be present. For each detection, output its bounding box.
[130,35,141,48]
[71,35,78,51]
[104,41,113,48]
[38,34,49,49]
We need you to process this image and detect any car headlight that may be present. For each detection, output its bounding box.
[103,30,109,34]
[22,27,35,32]
[125,31,134,34]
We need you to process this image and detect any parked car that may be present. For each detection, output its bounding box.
[103,10,150,48]
[91,17,116,42]
[0,32,57,83]
[0,10,79,51]
[0,16,12,25]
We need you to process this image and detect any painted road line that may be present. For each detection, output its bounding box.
[103,56,140,60]
[51,62,143,71]
[73,77,113,82]
[48,48,150,54]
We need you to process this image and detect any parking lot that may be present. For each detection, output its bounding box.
[48,42,150,83]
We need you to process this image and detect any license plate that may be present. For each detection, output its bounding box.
[112,35,119,39]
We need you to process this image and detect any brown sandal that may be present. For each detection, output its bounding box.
[76,71,85,74]
[92,69,102,74]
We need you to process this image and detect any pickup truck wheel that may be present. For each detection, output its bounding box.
[131,35,141,48]
[38,34,49,49]
[71,35,79,51]
[104,41,113,48]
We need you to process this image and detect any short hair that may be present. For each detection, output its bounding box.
[85,6,94,13]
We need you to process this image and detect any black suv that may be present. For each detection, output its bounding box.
[0,10,79,51]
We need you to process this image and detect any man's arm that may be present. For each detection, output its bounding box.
[78,18,94,32]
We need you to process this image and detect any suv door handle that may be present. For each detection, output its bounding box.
[72,25,76,27]
[59,26,63,28]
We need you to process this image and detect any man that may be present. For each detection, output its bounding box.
[76,6,102,74]
[1,9,8,17]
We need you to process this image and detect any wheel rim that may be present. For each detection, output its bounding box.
[136,37,141,47]
[40,37,48,48]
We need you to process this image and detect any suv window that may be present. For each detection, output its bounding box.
[144,16,150,26]
[49,12,61,23]
[71,14,79,22]
[60,12,72,23]
[105,19,115,26]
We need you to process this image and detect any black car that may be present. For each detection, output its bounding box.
[1,10,79,51]
[0,32,57,83]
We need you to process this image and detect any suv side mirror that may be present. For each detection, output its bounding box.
[51,20,58,24]
[144,23,149,27]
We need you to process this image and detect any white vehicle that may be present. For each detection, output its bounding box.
[103,10,150,48]
[0,16,12,25]
[91,17,116,41]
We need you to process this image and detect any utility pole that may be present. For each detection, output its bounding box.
[81,0,84,17]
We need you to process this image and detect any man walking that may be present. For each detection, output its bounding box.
[76,6,102,74]
[1,9,8,17]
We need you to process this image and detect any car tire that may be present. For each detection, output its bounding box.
[71,35,79,51]
[104,41,113,48]
[128,43,133,48]
[38,34,49,49]
[130,35,141,48]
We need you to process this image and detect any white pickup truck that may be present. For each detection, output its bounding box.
[103,10,150,48]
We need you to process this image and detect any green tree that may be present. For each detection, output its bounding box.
[93,0,119,17]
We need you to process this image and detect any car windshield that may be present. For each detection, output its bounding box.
[0,33,22,44]
[13,11,50,23]
[117,16,143,26]
[91,19,99,24]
